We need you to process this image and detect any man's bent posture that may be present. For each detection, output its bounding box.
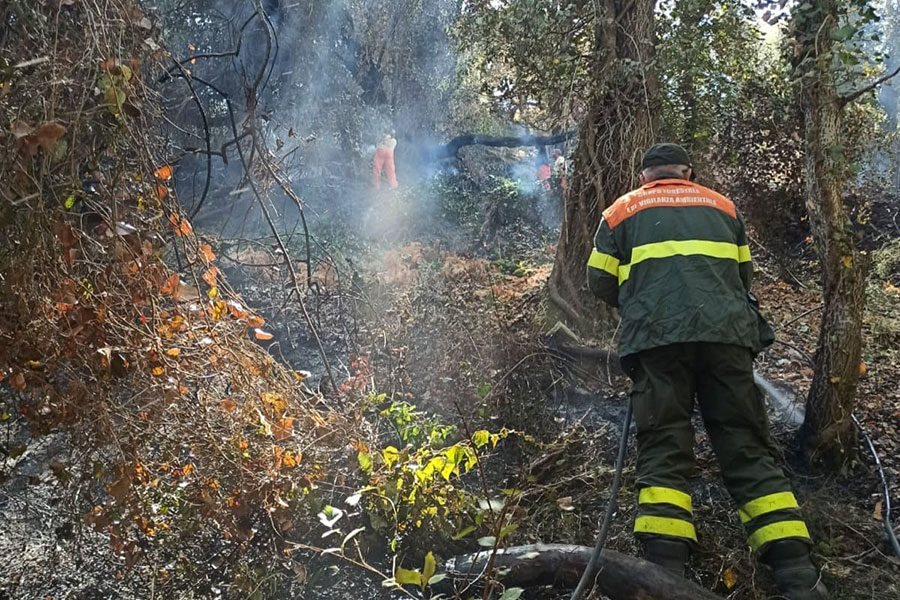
[586,144,827,600]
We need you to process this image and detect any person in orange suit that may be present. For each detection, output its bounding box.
[536,157,552,191]
[373,133,398,189]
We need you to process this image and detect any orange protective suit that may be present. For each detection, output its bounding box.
[373,137,398,189]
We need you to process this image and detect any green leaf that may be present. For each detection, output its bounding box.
[476,383,491,398]
[357,451,372,474]
[832,24,856,41]
[427,573,448,585]
[451,525,476,540]
[477,536,496,547]
[499,588,524,600]
[422,552,436,589]
[382,446,400,469]
[395,567,423,587]
[498,524,519,540]
[472,430,490,448]
[64,195,76,209]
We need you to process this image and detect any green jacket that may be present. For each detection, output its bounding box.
[586,178,768,357]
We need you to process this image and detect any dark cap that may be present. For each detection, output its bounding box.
[641,143,692,170]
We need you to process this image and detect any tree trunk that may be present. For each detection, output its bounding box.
[446,544,723,600]
[549,0,659,329]
[794,2,867,470]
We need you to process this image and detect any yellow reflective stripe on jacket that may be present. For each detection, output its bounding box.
[738,491,800,524]
[639,487,693,514]
[738,244,751,263]
[748,520,810,551]
[587,249,619,277]
[618,240,745,284]
[634,516,697,541]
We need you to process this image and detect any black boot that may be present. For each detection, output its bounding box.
[643,538,690,578]
[764,540,828,600]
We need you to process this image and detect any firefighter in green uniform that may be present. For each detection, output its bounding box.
[586,144,827,599]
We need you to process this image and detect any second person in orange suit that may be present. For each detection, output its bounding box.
[373,133,398,189]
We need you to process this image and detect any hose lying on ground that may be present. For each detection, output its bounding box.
[569,398,633,600]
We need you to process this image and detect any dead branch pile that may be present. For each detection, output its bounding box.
[0,2,362,596]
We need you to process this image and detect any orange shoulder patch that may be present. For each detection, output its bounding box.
[604,181,735,228]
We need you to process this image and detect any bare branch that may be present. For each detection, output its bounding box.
[841,63,900,106]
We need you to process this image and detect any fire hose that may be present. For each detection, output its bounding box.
[569,398,633,600]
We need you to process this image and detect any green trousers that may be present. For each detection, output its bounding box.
[626,342,811,555]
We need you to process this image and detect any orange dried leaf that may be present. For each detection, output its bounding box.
[859,363,868,377]
[199,244,215,263]
[220,398,237,412]
[160,273,179,295]
[254,328,274,341]
[201,267,218,287]
[165,348,181,357]
[156,185,169,199]
[151,366,165,376]
[177,219,193,236]
[273,417,294,441]
[182,463,194,476]
[154,165,173,180]
[228,301,248,319]
[247,315,265,328]
[282,451,299,468]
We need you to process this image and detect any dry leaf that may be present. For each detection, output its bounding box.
[254,329,274,341]
[154,165,173,180]
[182,463,194,476]
[199,244,215,263]
[165,348,181,357]
[220,398,237,412]
[283,450,299,468]
[10,372,26,391]
[210,301,227,321]
[247,315,265,328]
[228,301,248,319]
[156,185,168,199]
[15,121,67,162]
[151,366,165,376]
[107,475,131,502]
[160,273,179,295]
[201,267,218,287]
[273,417,294,441]
[874,500,883,521]
[723,567,738,589]
[556,496,575,512]
[859,363,868,377]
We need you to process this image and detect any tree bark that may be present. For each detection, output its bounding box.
[549,0,659,329]
[794,2,867,470]
[446,543,723,600]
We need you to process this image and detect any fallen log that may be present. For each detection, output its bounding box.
[446,543,723,600]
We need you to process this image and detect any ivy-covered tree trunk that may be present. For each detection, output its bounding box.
[794,1,867,470]
[548,0,659,329]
